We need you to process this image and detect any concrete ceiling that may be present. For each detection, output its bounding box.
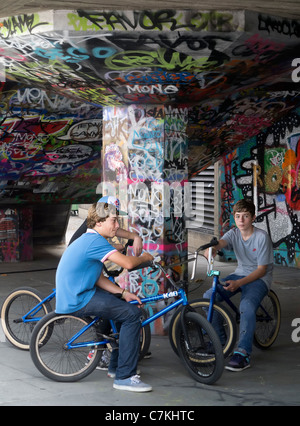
[1,3,300,204]
[1,0,300,20]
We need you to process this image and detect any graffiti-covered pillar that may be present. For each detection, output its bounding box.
[0,206,33,262]
[102,104,188,334]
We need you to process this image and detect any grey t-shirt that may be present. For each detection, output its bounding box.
[222,227,273,289]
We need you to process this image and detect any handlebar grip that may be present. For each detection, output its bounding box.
[197,237,219,252]
[122,239,134,253]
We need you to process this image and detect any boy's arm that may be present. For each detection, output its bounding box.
[204,238,228,258]
[116,228,143,256]
[108,250,153,271]
[96,272,142,304]
[225,265,268,292]
[225,231,272,292]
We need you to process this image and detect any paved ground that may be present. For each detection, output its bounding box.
[1,216,300,407]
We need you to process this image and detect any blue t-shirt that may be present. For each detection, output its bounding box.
[222,227,273,289]
[55,230,117,314]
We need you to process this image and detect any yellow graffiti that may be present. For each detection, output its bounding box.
[105,48,217,71]
[265,165,282,193]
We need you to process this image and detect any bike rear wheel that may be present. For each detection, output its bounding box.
[30,311,102,382]
[1,287,53,350]
[175,311,224,385]
[254,290,281,349]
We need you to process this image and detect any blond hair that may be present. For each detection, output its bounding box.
[87,202,119,228]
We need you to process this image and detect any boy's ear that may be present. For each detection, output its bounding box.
[252,214,256,222]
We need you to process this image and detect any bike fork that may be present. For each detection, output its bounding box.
[207,276,219,323]
[180,305,206,350]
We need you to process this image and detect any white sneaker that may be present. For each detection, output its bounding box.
[113,375,152,392]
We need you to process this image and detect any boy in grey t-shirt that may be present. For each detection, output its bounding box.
[204,199,273,371]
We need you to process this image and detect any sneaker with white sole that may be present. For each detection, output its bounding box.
[113,375,152,392]
[225,351,250,372]
[108,368,140,379]
[96,349,111,370]
[87,348,111,370]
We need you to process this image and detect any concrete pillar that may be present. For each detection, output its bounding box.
[102,104,188,334]
[0,206,33,262]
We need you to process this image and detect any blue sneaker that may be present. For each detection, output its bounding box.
[113,375,152,392]
[226,351,250,371]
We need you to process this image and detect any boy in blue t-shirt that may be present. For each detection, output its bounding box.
[55,198,153,392]
[204,199,273,372]
[67,195,147,370]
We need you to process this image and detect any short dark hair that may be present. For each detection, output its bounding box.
[233,199,256,217]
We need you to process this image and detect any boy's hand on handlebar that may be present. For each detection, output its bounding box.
[204,247,217,259]
[140,252,154,262]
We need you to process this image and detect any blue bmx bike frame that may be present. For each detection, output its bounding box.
[65,277,189,350]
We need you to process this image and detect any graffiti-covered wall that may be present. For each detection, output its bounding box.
[102,104,188,333]
[220,108,300,268]
[0,84,103,205]
[2,9,300,206]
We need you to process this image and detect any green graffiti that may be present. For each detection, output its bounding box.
[190,11,238,31]
[67,13,101,31]
[105,48,217,71]
[69,87,122,106]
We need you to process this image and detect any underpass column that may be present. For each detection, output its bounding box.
[102,104,188,334]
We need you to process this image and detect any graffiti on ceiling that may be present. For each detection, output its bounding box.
[1,9,300,203]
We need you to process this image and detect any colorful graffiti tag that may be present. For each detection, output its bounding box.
[0,85,102,204]
[220,109,300,268]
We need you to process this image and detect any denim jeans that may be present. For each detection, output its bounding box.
[72,287,143,380]
[203,274,268,355]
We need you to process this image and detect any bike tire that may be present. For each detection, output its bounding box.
[175,311,224,385]
[30,311,102,382]
[139,308,151,360]
[169,299,237,359]
[253,290,281,349]
[1,287,53,350]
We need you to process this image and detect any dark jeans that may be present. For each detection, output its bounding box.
[204,274,268,355]
[72,287,143,380]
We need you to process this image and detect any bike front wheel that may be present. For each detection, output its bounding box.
[169,299,237,359]
[175,311,224,385]
[1,287,53,350]
[30,311,102,382]
[139,308,151,360]
[254,290,281,349]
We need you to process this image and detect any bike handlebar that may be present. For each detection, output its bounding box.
[197,237,219,252]
[103,239,134,278]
